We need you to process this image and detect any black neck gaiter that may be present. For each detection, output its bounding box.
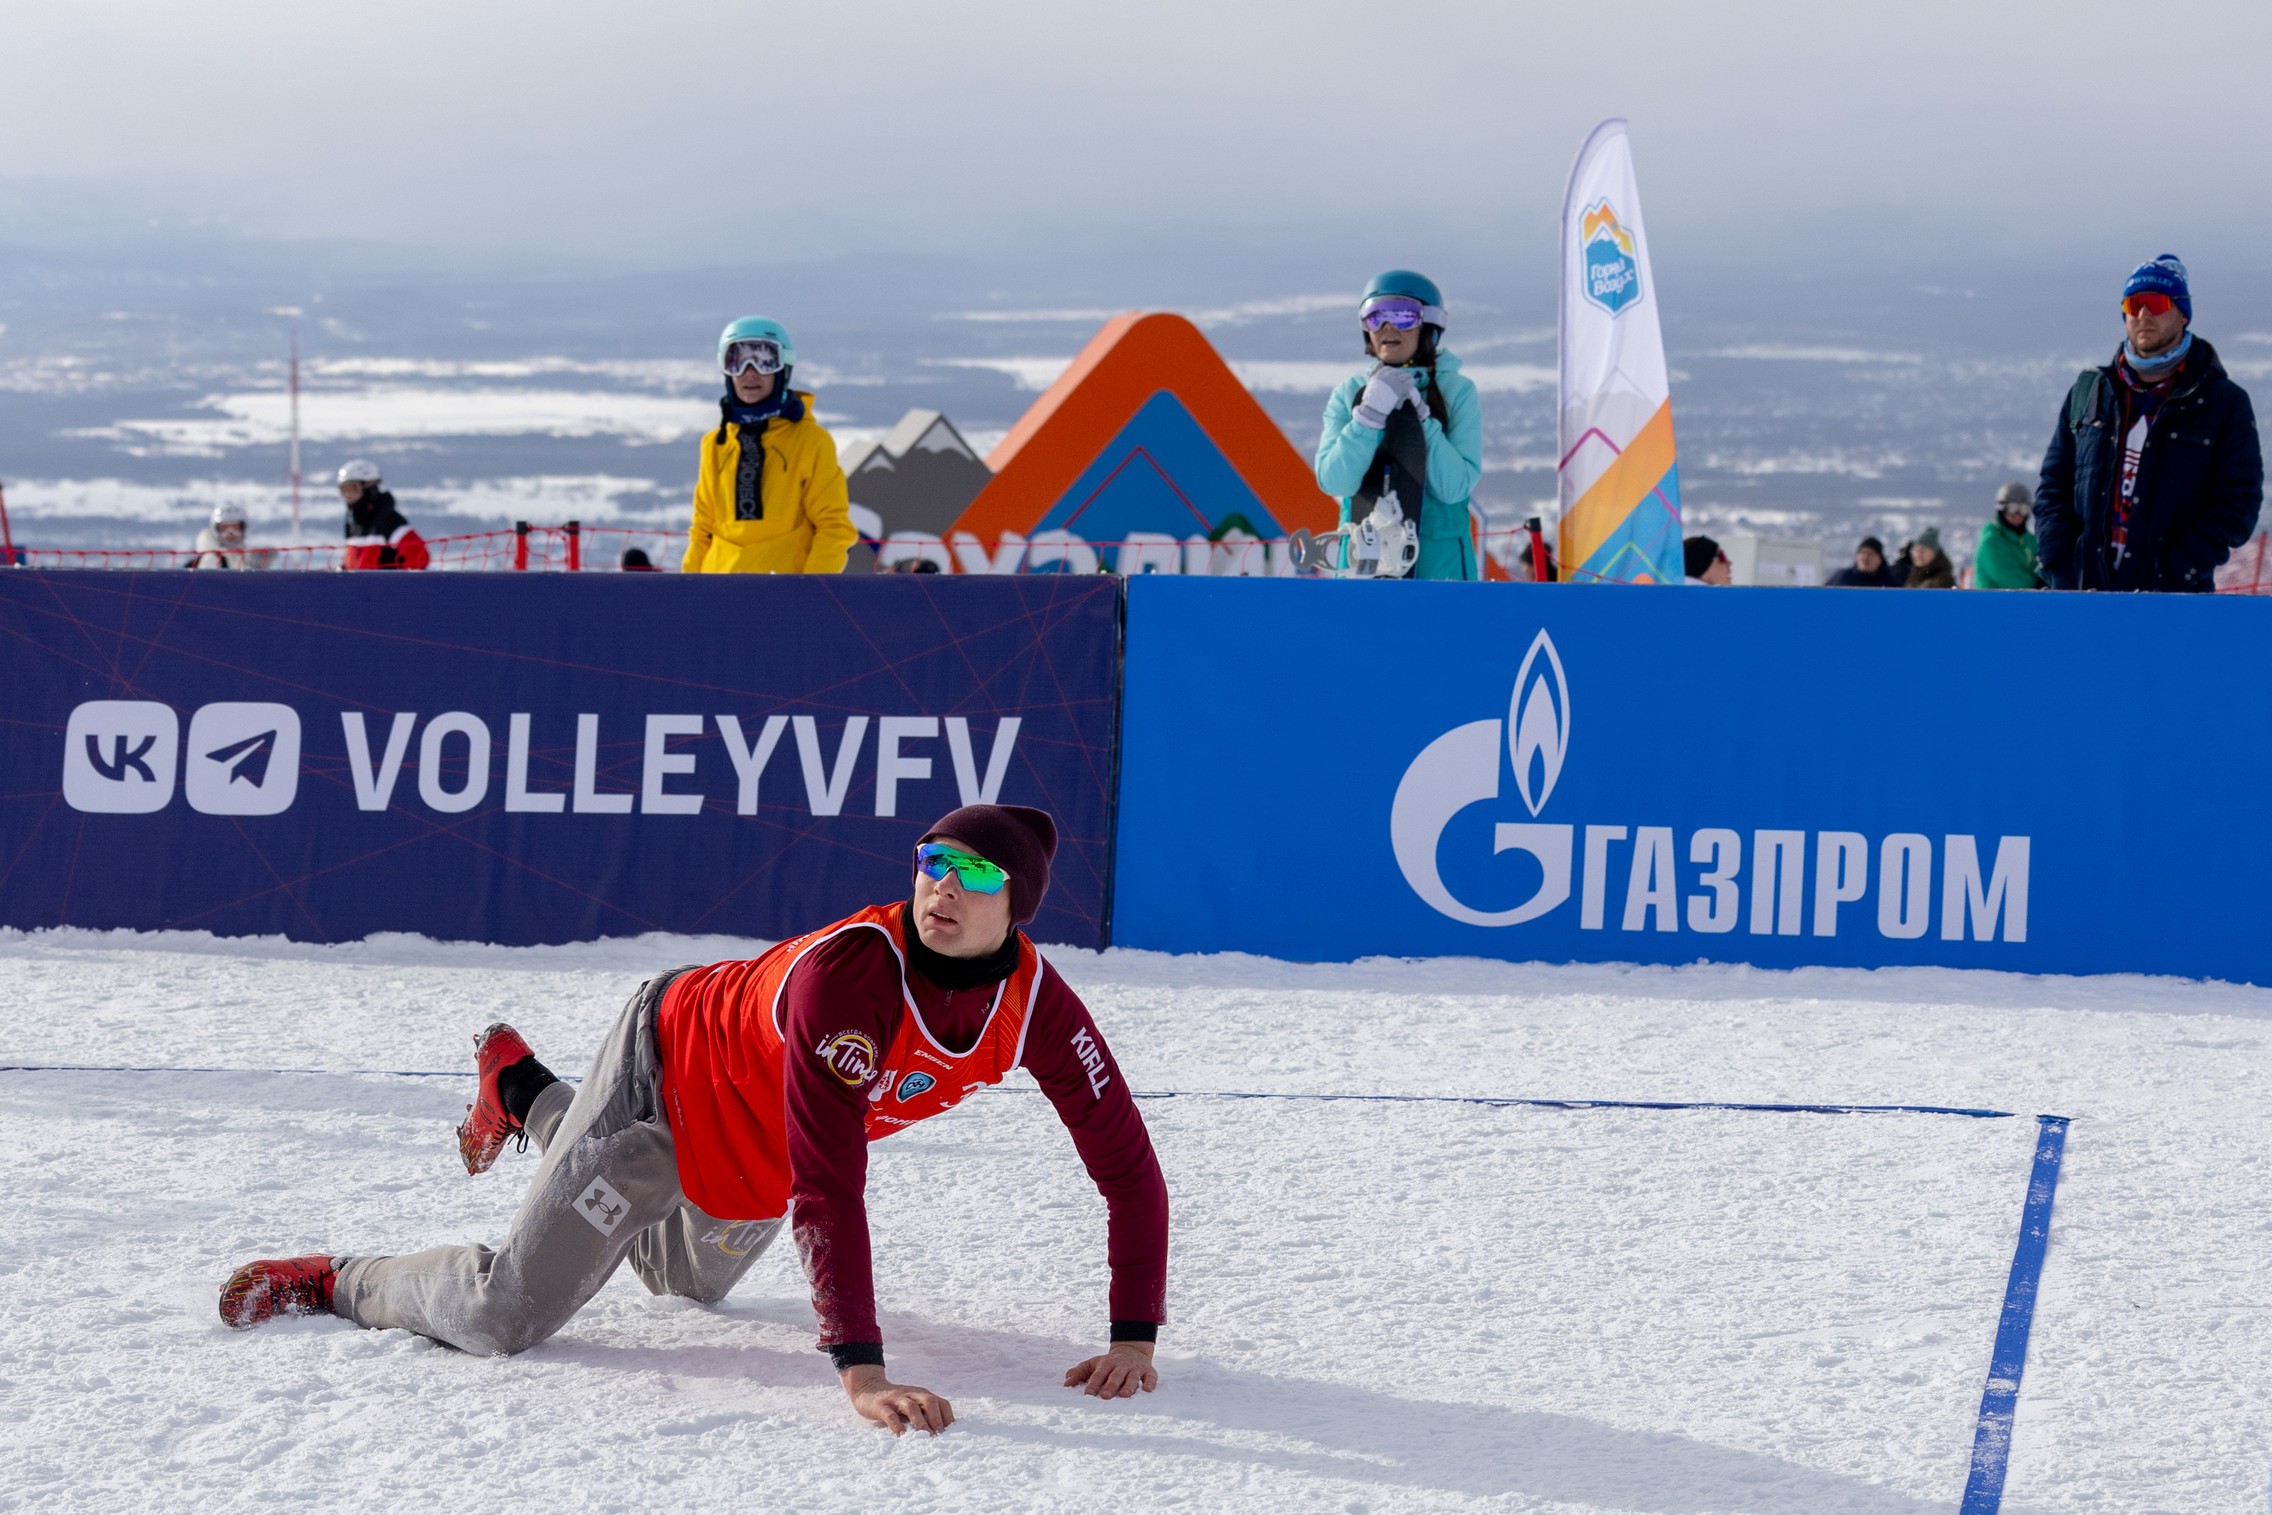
[902,903,1021,991]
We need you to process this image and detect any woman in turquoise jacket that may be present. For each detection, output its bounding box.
[1314,270,1485,580]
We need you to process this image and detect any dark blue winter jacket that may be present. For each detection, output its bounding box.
[2034,338,2262,592]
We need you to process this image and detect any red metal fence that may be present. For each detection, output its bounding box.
[12,524,689,573]
[11,522,2269,590]
[2215,533,2272,595]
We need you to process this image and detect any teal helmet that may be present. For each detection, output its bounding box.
[717,315,795,374]
[1360,270,1447,328]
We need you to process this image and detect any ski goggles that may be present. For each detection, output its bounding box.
[915,842,1010,895]
[2121,292,2175,318]
[722,338,785,377]
[1360,297,1427,332]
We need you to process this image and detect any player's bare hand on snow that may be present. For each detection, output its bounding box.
[1064,1341,1157,1399]
[841,1364,954,1436]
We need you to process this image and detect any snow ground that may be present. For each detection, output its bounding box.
[1,930,2267,1513]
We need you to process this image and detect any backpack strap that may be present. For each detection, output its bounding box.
[2065,370,2102,439]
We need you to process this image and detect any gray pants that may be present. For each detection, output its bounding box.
[332,970,784,1355]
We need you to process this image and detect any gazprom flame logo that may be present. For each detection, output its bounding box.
[1579,200,1642,317]
[1391,630,1576,926]
[1508,632,1570,816]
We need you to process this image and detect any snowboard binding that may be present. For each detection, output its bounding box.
[1289,494,1419,580]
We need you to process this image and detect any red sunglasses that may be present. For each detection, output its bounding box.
[2121,292,2175,318]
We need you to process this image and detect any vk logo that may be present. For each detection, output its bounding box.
[184,705,301,815]
[87,732,160,783]
[63,702,180,814]
[1390,631,1576,926]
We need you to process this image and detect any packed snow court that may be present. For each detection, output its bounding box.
[5,930,2269,1512]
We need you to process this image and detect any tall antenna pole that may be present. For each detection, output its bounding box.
[289,326,303,545]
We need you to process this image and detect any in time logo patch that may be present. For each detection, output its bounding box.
[816,1030,880,1087]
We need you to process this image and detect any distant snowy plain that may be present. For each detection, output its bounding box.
[2,931,2267,1512]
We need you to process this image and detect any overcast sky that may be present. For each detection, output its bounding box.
[5,0,2269,273]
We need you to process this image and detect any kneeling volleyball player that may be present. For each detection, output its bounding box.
[219,805,1168,1436]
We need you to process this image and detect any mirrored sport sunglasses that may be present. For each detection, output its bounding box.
[1361,297,1426,332]
[2121,292,2175,318]
[915,842,1010,895]
[722,338,785,377]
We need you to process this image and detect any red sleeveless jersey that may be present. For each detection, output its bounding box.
[656,902,1043,1220]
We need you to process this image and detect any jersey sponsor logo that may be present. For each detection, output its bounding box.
[1068,1028,1111,1098]
[1392,628,2032,943]
[895,1071,936,1102]
[816,1029,880,1086]
[699,1218,779,1257]
[574,1175,631,1236]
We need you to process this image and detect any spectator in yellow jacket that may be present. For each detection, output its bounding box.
[684,316,857,574]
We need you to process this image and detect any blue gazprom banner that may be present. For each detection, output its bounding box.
[1113,576,2272,984]
[0,573,1120,948]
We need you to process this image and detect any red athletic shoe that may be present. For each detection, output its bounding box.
[457,1022,537,1176]
[218,1255,335,1329]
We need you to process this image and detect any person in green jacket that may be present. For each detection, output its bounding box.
[1314,270,1485,580]
[1974,482,2043,589]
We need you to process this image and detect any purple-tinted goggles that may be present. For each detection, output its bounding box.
[1361,297,1426,332]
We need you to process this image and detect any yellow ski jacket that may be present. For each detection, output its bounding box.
[683,396,856,573]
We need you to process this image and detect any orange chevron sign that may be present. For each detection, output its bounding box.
[949,313,1337,563]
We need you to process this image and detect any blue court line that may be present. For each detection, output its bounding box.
[1960,1114,2071,1514]
[3,1057,2066,1500]
[0,1063,2014,1119]
[1102,1089,2019,1119]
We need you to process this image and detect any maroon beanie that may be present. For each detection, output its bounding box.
[920,804,1056,924]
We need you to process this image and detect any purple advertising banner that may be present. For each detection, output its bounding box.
[0,572,1120,947]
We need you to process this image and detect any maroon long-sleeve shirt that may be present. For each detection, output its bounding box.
[779,929,1168,1361]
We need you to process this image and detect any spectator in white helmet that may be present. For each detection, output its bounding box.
[191,501,266,570]
[337,461,430,570]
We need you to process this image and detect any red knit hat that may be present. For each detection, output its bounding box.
[920,804,1057,925]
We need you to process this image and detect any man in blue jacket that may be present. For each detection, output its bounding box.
[2035,255,2262,592]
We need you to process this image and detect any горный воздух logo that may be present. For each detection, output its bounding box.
[1388,629,2036,945]
[1579,200,1642,317]
[1391,630,1574,927]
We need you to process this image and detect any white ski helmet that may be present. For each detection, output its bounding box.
[337,459,382,485]
[211,501,249,527]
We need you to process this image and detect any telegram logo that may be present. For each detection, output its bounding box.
[184,704,302,816]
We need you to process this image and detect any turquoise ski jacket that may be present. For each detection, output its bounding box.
[1315,351,1485,580]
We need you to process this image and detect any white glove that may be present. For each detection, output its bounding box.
[1354,366,1417,429]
